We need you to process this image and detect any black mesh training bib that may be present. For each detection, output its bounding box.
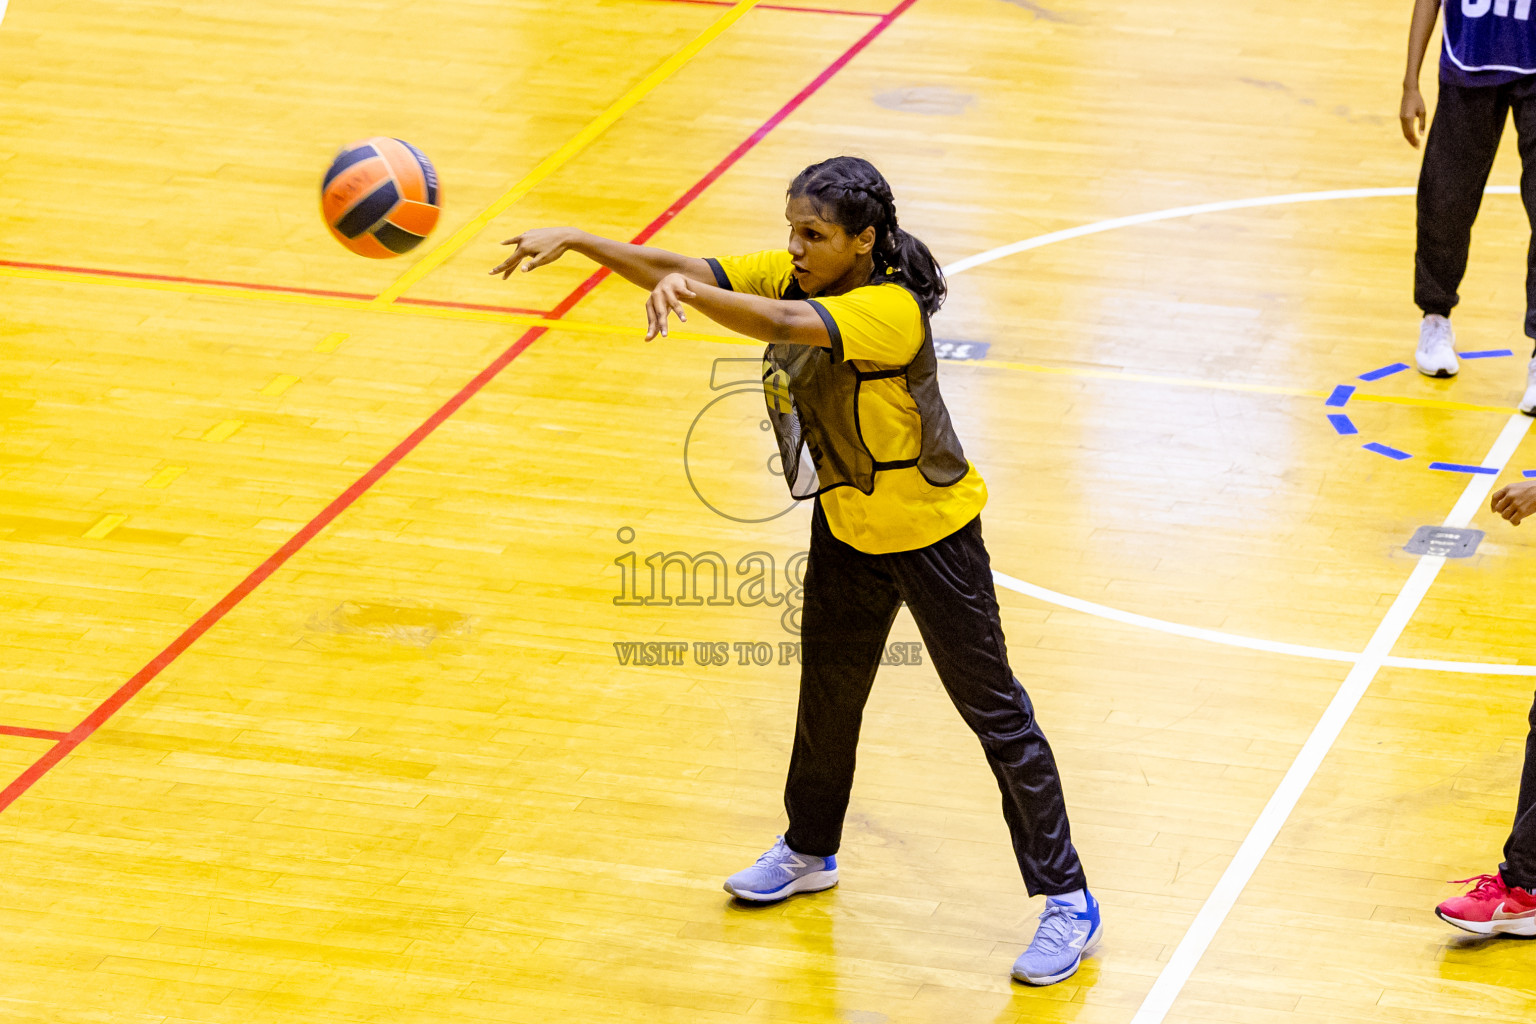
[762,282,969,499]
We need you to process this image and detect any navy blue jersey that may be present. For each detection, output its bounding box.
[1442,0,1536,86]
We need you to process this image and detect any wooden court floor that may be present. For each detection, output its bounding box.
[3,0,1536,1021]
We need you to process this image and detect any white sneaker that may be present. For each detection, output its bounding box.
[1416,314,1459,377]
[1521,356,1536,416]
[723,837,838,902]
[1012,891,1103,985]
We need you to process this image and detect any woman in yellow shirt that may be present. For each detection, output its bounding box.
[491,156,1098,985]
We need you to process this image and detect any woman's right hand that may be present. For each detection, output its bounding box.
[1401,86,1427,148]
[1492,480,1536,525]
[490,228,585,278]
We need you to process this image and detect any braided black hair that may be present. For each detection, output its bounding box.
[787,156,946,316]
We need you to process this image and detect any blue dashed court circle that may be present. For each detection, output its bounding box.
[1325,351,1520,474]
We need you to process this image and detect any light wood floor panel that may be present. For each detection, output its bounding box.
[5,0,1536,1022]
[1175,663,1536,1023]
[0,0,741,293]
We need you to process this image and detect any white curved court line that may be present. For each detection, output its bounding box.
[964,183,1536,678]
[992,571,1536,676]
[1,2,9,28]
[992,571,1358,663]
[941,184,1519,277]
[1384,653,1536,675]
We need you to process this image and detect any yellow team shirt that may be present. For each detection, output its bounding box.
[709,249,989,555]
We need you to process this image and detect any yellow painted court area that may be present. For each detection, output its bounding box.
[2,1,1536,1023]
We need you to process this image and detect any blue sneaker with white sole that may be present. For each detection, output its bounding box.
[724,836,838,902]
[1012,890,1102,985]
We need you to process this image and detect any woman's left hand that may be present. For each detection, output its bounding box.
[646,272,695,340]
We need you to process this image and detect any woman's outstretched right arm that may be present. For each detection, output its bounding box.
[489,228,715,289]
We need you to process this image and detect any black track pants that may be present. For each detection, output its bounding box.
[782,502,1088,896]
[1501,690,1536,890]
[1415,77,1536,339]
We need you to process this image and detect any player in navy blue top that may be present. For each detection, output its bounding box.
[1404,3,1536,938]
[1402,0,1536,409]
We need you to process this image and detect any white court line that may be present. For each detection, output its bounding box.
[1124,413,1532,1024]
[953,186,1536,1016]
[941,185,1518,277]
[990,574,1536,676]
[994,572,1357,664]
[966,182,1536,680]
[1384,653,1536,675]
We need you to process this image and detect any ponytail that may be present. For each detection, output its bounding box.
[787,156,946,316]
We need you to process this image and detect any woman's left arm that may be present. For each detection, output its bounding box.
[645,273,830,347]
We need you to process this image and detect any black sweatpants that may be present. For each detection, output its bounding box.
[1416,77,1536,340]
[782,501,1087,897]
[1501,690,1536,890]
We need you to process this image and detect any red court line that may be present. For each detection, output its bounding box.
[558,0,920,310]
[644,0,884,16]
[0,259,548,318]
[395,296,552,316]
[0,258,375,301]
[0,726,70,742]
[0,0,918,815]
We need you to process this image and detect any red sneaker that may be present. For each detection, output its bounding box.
[1436,874,1536,936]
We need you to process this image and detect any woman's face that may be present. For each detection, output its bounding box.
[784,195,875,296]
